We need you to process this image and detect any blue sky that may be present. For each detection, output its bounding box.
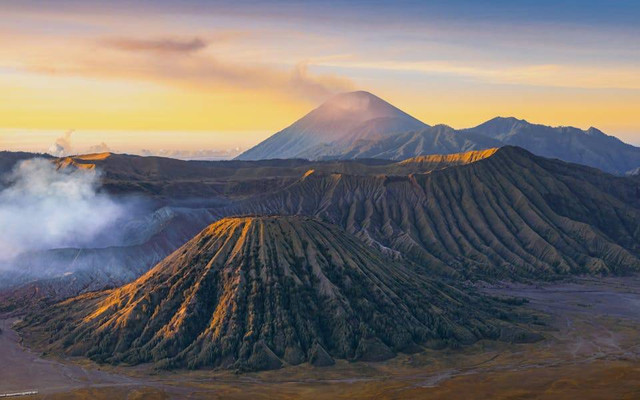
[0,0,638,153]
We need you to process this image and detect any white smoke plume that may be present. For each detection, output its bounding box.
[0,158,126,261]
[48,130,74,156]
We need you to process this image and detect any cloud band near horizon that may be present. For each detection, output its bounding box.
[0,0,638,150]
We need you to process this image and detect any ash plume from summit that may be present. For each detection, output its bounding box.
[0,158,127,263]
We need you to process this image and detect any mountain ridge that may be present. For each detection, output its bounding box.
[2,147,639,313]
[462,117,640,175]
[230,146,640,279]
[236,92,640,175]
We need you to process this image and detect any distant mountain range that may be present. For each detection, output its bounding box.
[236,91,640,175]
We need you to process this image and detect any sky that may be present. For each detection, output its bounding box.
[0,0,639,156]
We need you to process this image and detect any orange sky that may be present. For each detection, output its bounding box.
[1,1,639,154]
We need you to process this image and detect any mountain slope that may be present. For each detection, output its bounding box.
[0,207,219,313]
[331,125,502,160]
[235,91,640,174]
[20,216,534,371]
[235,91,427,160]
[232,147,640,279]
[0,151,52,182]
[0,149,516,310]
[463,117,640,175]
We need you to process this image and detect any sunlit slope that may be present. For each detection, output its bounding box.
[52,149,501,198]
[394,148,499,170]
[236,91,427,160]
[20,216,535,371]
[234,147,640,279]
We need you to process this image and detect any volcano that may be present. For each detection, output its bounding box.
[20,216,532,371]
[235,92,640,175]
[235,91,427,160]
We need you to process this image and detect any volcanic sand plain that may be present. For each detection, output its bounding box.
[2,276,640,399]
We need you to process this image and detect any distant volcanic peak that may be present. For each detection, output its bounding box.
[22,214,520,371]
[323,90,378,111]
[235,90,427,160]
[320,91,410,119]
[398,148,500,166]
[306,90,424,129]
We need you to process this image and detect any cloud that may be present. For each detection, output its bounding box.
[46,132,114,156]
[48,130,74,157]
[316,60,640,90]
[139,147,243,160]
[23,35,355,103]
[289,62,355,101]
[86,142,111,153]
[103,37,208,53]
[0,158,126,262]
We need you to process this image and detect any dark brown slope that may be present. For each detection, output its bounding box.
[53,150,498,199]
[19,216,533,371]
[55,152,311,199]
[0,151,49,170]
[232,147,640,279]
[0,149,504,311]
